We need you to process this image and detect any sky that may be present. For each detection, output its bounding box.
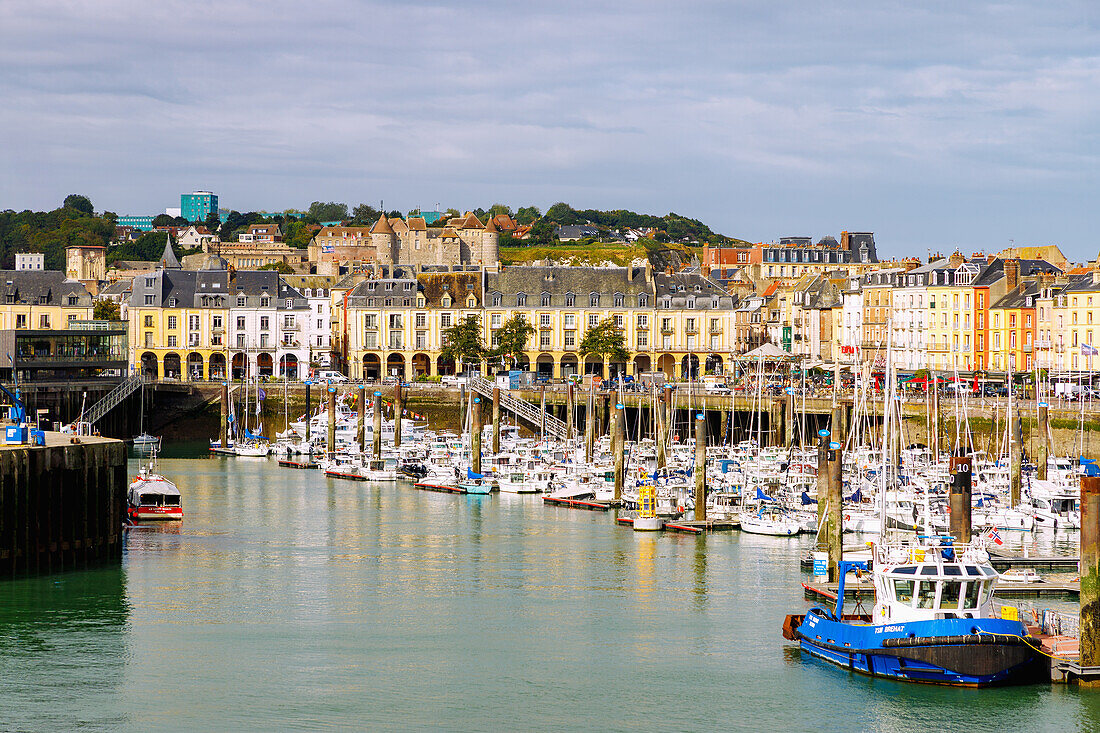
[2,1,1100,261]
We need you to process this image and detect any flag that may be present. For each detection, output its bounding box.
[1083,344,1098,356]
[258,388,266,400]
[986,527,1003,545]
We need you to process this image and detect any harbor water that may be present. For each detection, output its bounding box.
[3,456,1100,731]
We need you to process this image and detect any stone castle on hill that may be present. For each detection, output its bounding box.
[308,212,500,275]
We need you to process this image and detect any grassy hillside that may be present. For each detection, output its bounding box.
[500,238,703,270]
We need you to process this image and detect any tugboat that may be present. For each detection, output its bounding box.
[783,536,1040,686]
[127,452,183,521]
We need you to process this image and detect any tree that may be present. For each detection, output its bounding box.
[308,201,349,222]
[203,211,221,233]
[350,203,380,225]
[579,318,629,365]
[515,206,541,224]
[259,261,294,274]
[488,203,513,217]
[152,213,174,228]
[102,211,118,225]
[440,314,485,370]
[93,300,121,321]
[489,314,534,366]
[63,194,93,215]
[527,218,557,246]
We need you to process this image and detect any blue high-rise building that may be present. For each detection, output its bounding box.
[181,191,218,222]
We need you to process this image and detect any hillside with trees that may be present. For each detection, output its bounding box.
[0,195,114,269]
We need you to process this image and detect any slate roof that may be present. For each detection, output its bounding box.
[653,271,735,310]
[0,270,93,306]
[486,266,652,308]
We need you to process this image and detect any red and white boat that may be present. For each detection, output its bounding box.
[127,459,182,521]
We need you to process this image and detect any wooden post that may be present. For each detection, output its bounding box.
[326,387,336,455]
[784,394,794,446]
[304,382,311,444]
[826,435,844,582]
[694,412,707,521]
[540,386,546,441]
[1080,475,1100,680]
[357,385,366,453]
[949,454,973,543]
[656,386,667,470]
[831,404,844,448]
[1010,416,1022,507]
[393,382,403,448]
[566,382,575,440]
[719,409,728,446]
[1037,401,1050,480]
[492,385,501,455]
[372,391,382,460]
[585,387,595,463]
[613,402,625,502]
[219,381,228,448]
[472,396,482,475]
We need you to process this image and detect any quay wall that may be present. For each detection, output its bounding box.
[0,433,127,578]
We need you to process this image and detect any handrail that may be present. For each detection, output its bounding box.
[467,374,568,439]
[85,373,145,425]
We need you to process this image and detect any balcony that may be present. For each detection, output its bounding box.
[685,326,698,335]
[281,322,300,331]
[660,326,674,335]
[1023,344,1033,353]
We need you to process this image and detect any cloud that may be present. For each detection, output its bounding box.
[1,1,1100,259]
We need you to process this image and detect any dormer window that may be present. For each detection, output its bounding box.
[367,282,376,291]
[442,295,451,307]
[260,297,270,307]
[541,292,551,307]
[565,292,575,307]
[491,292,502,307]
[417,296,425,307]
[285,298,293,308]
[145,277,154,287]
[237,296,246,307]
[613,293,624,307]
[517,293,527,306]
[589,293,600,307]
[404,282,412,291]
[638,294,648,307]
[168,297,177,307]
[466,296,477,307]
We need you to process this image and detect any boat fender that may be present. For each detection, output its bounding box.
[844,513,851,522]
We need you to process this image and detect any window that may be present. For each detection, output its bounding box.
[39,314,49,328]
[538,313,551,328]
[638,294,648,307]
[637,314,648,328]
[389,331,403,349]
[590,293,600,307]
[541,292,551,307]
[213,315,222,328]
[388,314,403,329]
[687,335,696,349]
[637,332,648,348]
[441,313,452,328]
[893,579,914,604]
[236,316,246,330]
[144,315,154,327]
[404,282,413,291]
[588,314,599,328]
[416,331,427,349]
[316,335,325,347]
[517,293,526,306]
[565,293,575,307]
[662,335,671,349]
[189,333,200,346]
[613,293,624,307]
[145,277,154,287]
[190,315,200,330]
[260,333,269,348]
[614,314,623,328]
[365,314,377,328]
[492,292,502,307]
[237,334,245,348]
[144,332,152,347]
[316,303,323,314]
[417,313,428,328]
[364,331,378,348]
[237,296,246,307]
[168,316,177,330]
[564,331,576,348]
[540,332,551,348]
[145,295,155,305]
[167,335,177,347]
[564,313,575,328]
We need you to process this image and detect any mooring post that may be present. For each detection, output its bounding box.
[540,386,546,441]
[930,373,940,462]
[220,381,228,448]
[304,381,311,445]
[613,402,625,502]
[566,382,575,440]
[372,391,382,460]
[492,385,501,455]
[831,403,844,448]
[827,434,844,583]
[357,385,366,453]
[1037,401,1050,480]
[816,430,829,532]
[585,387,595,463]
[719,409,728,446]
[393,382,403,448]
[326,387,336,455]
[784,394,794,446]
[1010,416,1022,507]
[768,399,782,447]
[694,412,707,522]
[949,454,973,543]
[1080,475,1100,680]
[656,386,668,470]
[472,396,482,475]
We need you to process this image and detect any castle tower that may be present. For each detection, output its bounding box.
[371,214,396,264]
[482,216,500,266]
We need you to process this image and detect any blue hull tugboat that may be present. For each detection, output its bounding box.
[783,536,1041,686]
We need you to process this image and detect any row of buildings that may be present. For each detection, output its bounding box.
[5,231,1097,385]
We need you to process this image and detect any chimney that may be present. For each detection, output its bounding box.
[1093,270,1100,286]
[645,259,653,283]
[1040,270,1056,288]
[1004,258,1019,291]
[948,251,965,268]
[840,231,850,250]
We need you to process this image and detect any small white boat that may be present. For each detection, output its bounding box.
[739,506,802,536]
[999,568,1043,583]
[127,456,182,521]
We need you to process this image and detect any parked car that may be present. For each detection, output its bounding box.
[315,370,348,384]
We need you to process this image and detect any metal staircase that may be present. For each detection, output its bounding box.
[84,373,144,425]
[467,375,568,440]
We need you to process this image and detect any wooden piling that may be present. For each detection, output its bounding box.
[1080,475,1100,682]
[1037,402,1050,480]
[372,391,382,460]
[304,382,311,444]
[656,386,668,470]
[357,385,366,453]
[784,395,794,446]
[566,382,575,440]
[694,412,707,522]
[613,402,625,502]
[472,396,482,475]
[1010,416,1022,506]
[540,386,546,440]
[394,383,403,448]
[326,387,336,455]
[492,386,501,455]
[585,387,595,463]
[219,381,228,448]
[949,454,973,543]
[826,436,843,582]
